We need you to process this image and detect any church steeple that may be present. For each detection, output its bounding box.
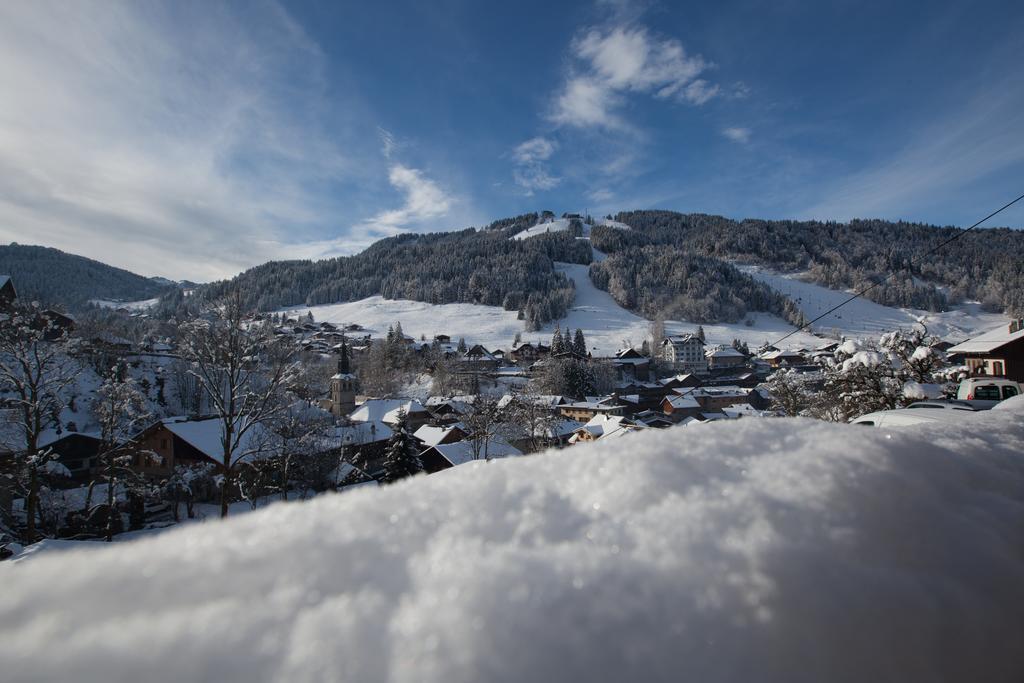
[339,335,351,374]
[331,335,357,417]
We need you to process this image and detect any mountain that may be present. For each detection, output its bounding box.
[175,210,1024,330]
[0,243,173,311]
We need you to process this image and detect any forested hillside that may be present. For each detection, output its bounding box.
[589,247,806,325]
[0,243,171,311]
[603,212,1024,314]
[177,214,593,329]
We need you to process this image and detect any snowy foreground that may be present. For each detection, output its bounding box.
[3,408,1024,682]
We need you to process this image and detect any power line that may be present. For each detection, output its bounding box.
[770,191,1024,348]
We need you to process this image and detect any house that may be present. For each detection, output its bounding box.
[660,394,702,419]
[687,386,763,412]
[130,416,276,477]
[39,432,103,484]
[661,334,708,374]
[0,275,16,310]
[760,349,806,368]
[413,423,468,448]
[419,437,523,473]
[558,398,624,422]
[613,348,651,381]
[706,346,747,370]
[461,344,501,370]
[947,319,1024,382]
[349,399,431,430]
[568,414,642,443]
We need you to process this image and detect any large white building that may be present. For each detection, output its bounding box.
[661,334,708,375]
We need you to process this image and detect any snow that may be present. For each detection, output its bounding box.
[2,407,1023,681]
[89,297,161,311]
[509,216,630,241]
[947,319,1024,353]
[738,265,1010,342]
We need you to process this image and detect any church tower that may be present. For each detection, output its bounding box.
[330,337,358,417]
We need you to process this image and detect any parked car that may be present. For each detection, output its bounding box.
[955,377,1021,407]
[905,400,981,411]
[850,408,978,428]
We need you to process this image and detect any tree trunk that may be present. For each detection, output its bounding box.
[220,468,231,518]
[24,465,39,542]
[105,458,115,542]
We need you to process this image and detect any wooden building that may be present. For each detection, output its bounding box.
[947,319,1024,382]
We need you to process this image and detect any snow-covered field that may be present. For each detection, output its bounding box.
[89,297,160,310]
[739,265,1008,342]
[3,406,1022,682]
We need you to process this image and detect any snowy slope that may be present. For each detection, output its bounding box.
[739,265,1009,342]
[3,408,1023,682]
[510,216,630,241]
[89,297,161,310]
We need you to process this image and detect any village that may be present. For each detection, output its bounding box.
[2,270,1022,549]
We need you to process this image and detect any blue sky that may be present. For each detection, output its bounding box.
[1,0,1022,281]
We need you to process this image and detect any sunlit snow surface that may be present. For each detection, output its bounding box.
[3,407,1023,682]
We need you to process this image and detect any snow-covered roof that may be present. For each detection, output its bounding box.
[413,424,465,447]
[761,349,805,360]
[664,395,700,409]
[427,437,522,466]
[336,421,392,445]
[947,321,1024,354]
[160,417,275,463]
[706,347,746,358]
[349,399,427,424]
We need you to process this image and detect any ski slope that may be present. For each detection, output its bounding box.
[510,216,630,241]
[89,297,161,310]
[739,265,1008,342]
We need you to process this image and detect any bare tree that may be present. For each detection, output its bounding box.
[178,294,298,517]
[462,396,502,460]
[0,305,79,540]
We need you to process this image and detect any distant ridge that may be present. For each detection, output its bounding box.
[0,243,174,311]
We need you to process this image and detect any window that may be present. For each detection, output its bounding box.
[1003,386,1019,399]
[974,385,1001,400]
[992,361,1004,376]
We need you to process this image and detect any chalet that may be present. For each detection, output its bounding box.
[706,346,747,370]
[568,414,642,443]
[508,342,550,365]
[658,373,702,390]
[660,394,702,419]
[39,432,103,484]
[947,319,1024,382]
[613,348,651,381]
[413,423,468,448]
[424,397,474,422]
[760,349,806,368]
[558,398,624,422]
[130,416,275,478]
[687,386,764,412]
[0,275,16,310]
[433,334,451,344]
[461,344,501,370]
[661,334,708,374]
[349,398,432,431]
[419,437,523,473]
[502,418,582,452]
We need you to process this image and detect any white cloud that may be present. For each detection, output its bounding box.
[550,25,717,129]
[588,188,614,202]
[0,2,378,282]
[378,127,398,159]
[513,137,557,164]
[358,164,454,236]
[511,137,562,194]
[722,127,752,143]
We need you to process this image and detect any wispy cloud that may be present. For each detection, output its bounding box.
[378,127,398,159]
[550,25,717,130]
[511,137,561,194]
[721,127,752,143]
[0,2,375,281]
[358,164,454,236]
[799,82,1024,224]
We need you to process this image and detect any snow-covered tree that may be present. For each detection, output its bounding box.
[551,325,564,354]
[91,367,152,541]
[573,328,587,356]
[765,368,814,417]
[177,294,298,517]
[382,413,422,483]
[0,305,79,540]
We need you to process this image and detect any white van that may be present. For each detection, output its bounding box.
[956,377,1021,403]
[850,408,979,428]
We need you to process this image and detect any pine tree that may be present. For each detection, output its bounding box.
[697,325,706,343]
[382,414,422,483]
[551,324,564,354]
[457,337,467,353]
[573,328,587,356]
